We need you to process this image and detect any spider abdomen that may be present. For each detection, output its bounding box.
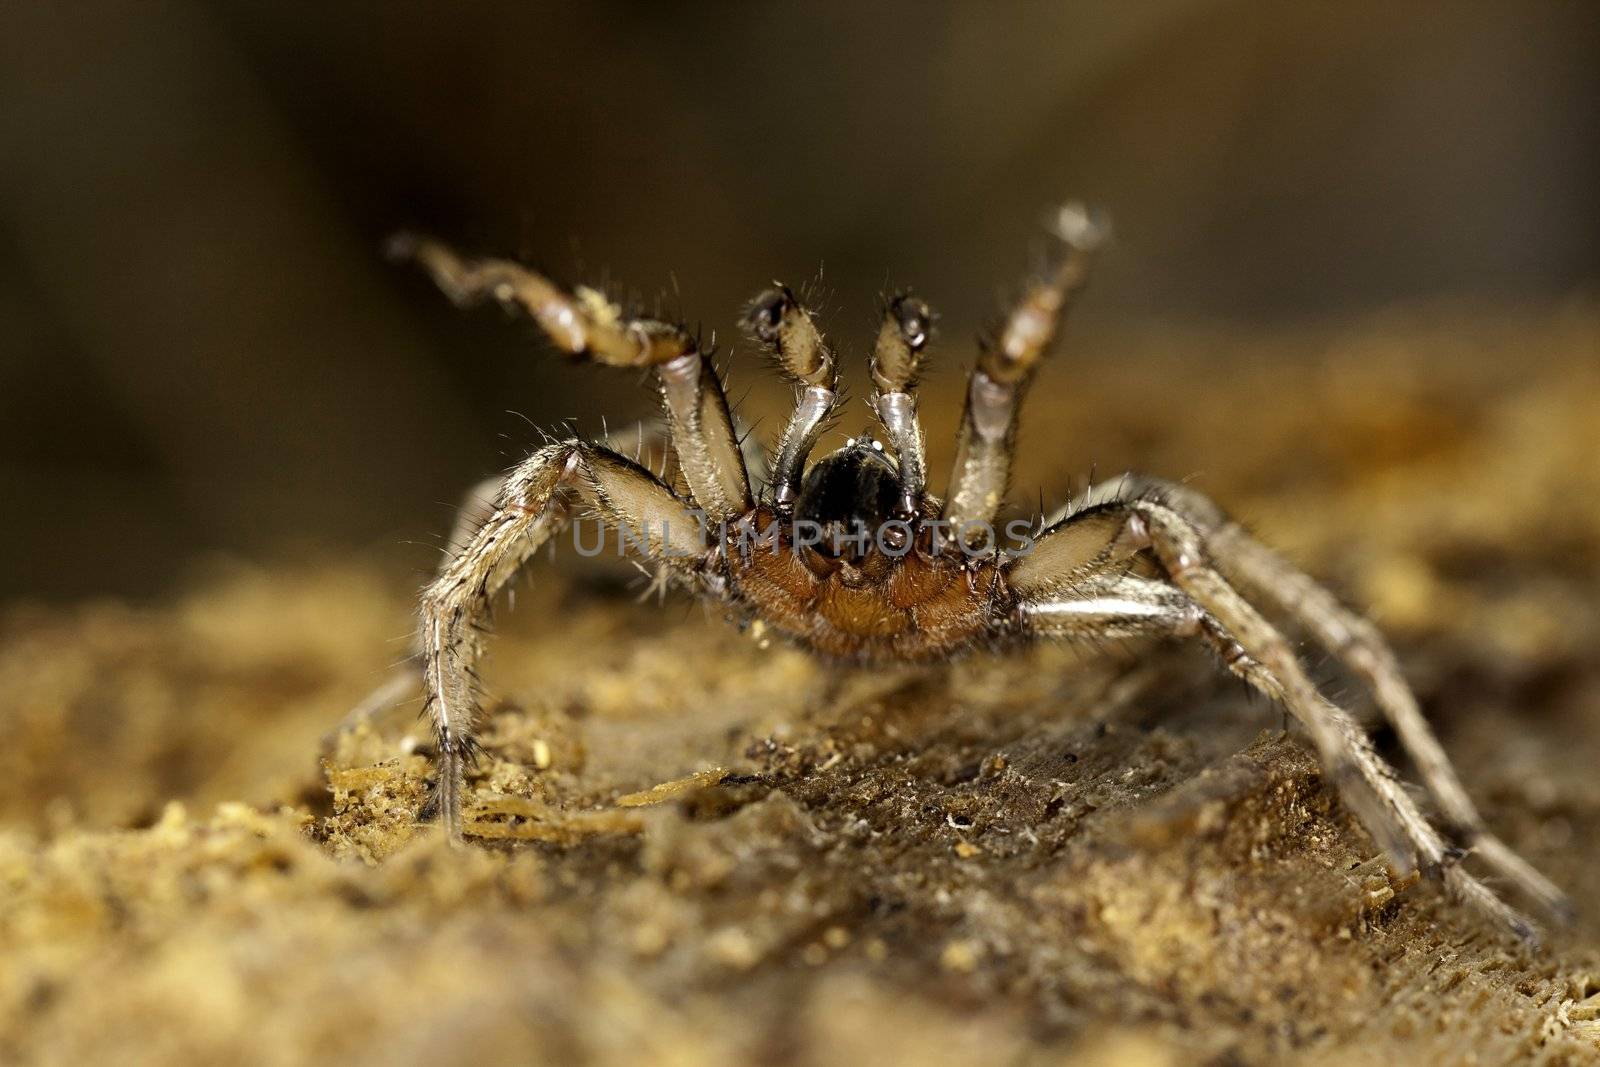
[726,507,998,661]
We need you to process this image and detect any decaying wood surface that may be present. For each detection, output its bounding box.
[2,305,1597,1066]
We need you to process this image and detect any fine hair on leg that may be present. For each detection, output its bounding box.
[743,284,837,511]
[391,233,752,521]
[419,441,706,841]
[869,293,936,517]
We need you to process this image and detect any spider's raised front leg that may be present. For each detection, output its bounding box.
[942,203,1106,544]
[1098,475,1571,922]
[421,441,707,841]
[391,233,752,522]
[1008,500,1543,942]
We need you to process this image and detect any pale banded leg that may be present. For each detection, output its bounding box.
[1015,574,1201,641]
[391,233,751,521]
[323,476,508,752]
[1123,500,1539,942]
[743,286,837,510]
[1011,521,1273,685]
[942,204,1107,543]
[333,417,679,748]
[1109,475,1570,922]
[869,294,936,517]
[421,441,706,841]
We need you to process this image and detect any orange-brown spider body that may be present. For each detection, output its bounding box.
[724,504,1003,662]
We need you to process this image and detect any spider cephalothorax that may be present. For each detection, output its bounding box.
[372,204,1569,944]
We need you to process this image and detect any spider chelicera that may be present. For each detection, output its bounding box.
[370,204,1567,943]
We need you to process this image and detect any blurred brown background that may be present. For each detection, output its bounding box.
[0,1,1595,599]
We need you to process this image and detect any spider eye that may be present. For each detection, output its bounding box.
[890,295,933,351]
[745,288,793,342]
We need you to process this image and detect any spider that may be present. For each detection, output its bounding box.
[377,204,1568,944]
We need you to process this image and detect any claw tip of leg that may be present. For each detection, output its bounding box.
[1054,202,1111,250]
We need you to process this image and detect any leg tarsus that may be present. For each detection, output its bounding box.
[391,233,693,367]
[433,737,467,845]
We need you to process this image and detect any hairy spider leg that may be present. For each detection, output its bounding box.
[420,442,705,840]
[1007,496,1547,941]
[869,293,936,517]
[330,420,682,750]
[942,203,1107,545]
[391,234,751,521]
[743,285,838,511]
